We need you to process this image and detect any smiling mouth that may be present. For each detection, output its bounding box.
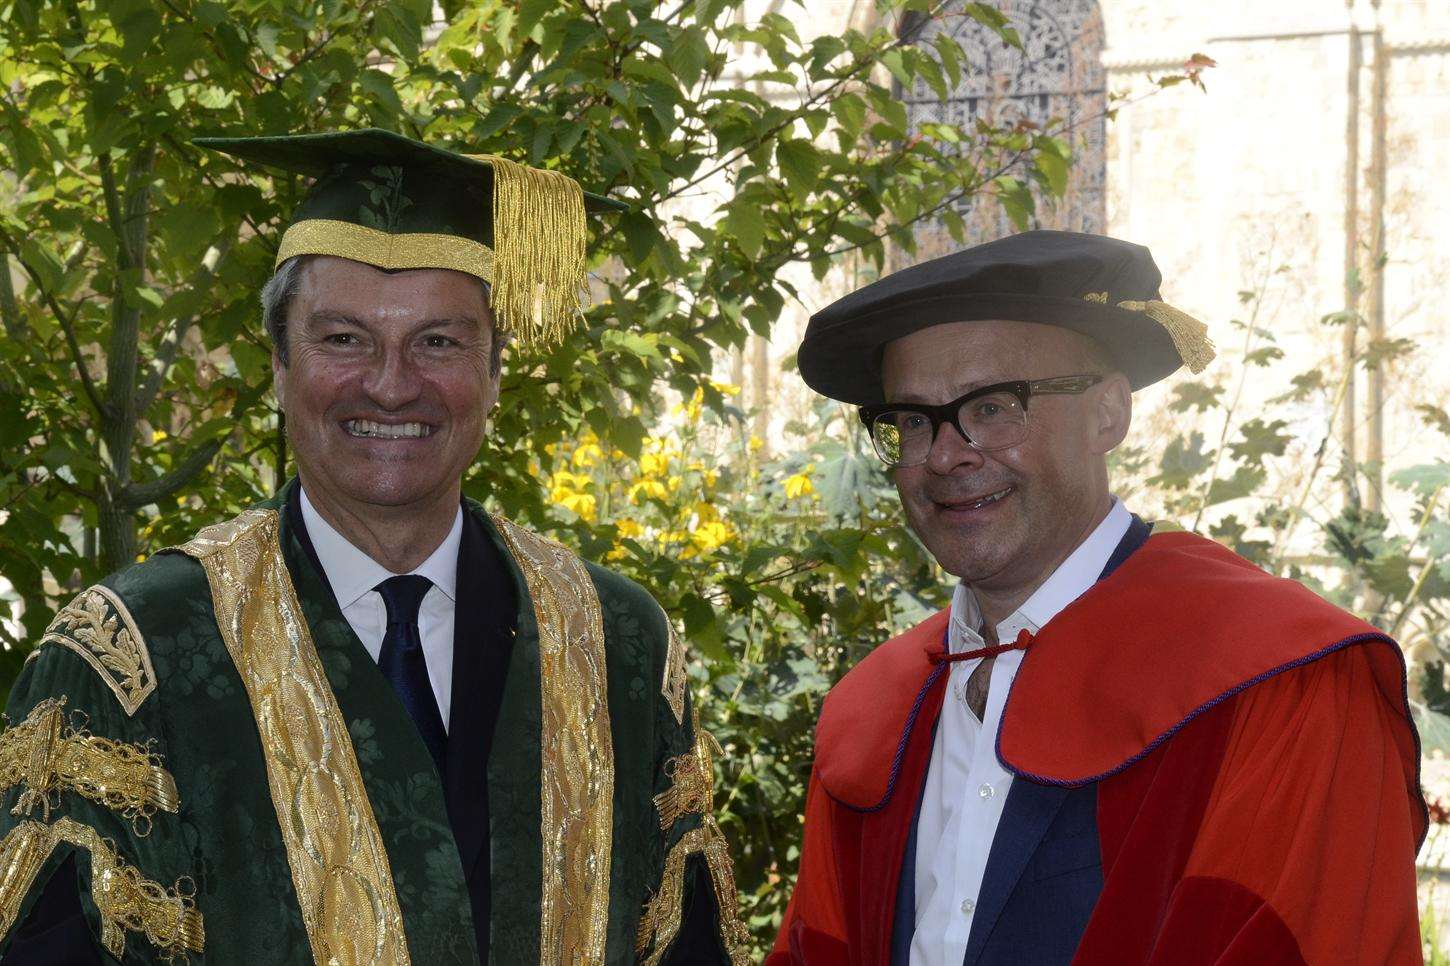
[937,486,1014,512]
[343,419,435,439]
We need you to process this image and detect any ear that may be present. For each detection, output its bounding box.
[1091,372,1132,454]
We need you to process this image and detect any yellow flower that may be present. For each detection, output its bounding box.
[572,442,603,468]
[630,480,669,503]
[558,491,597,521]
[709,380,742,397]
[691,521,733,553]
[693,502,720,524]
[152,429,168,443]
[549,469,590,492]
[748,435,764,453]
[703,470,719,488]
[673,387,704,422]
[640,451,670,476]
[667,475,682,492]
[615,518,644,539]
[784,471,816,500]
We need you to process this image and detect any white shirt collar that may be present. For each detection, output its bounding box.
[949,498,1133,650]
[299,487,462,609]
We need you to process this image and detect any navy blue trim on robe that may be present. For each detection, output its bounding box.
[890,514,1152,966]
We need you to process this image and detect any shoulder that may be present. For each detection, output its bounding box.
[21,551,209,719]
[1105,529,1360,624]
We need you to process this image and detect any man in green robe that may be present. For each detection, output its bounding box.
[0,130,748,965]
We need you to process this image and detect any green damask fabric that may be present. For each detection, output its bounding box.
[0,483,728,964]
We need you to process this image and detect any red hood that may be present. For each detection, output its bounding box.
[815,531,1421,838]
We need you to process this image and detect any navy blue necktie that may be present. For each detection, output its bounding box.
[375,574,448,770]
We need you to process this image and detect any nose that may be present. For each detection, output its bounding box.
[924,418,985,475]
[360,343,424,411]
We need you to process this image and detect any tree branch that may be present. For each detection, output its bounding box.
[0,228,106,416]
[118,380,269,509]
[118,438,223,509]
[0,254,22,339]
[97,154,132,269]
[135,235,236,416]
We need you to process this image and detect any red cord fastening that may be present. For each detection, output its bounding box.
[927,628,1034,665]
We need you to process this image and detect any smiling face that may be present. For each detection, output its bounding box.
[273,255,500,519]
[881,319,1131,596]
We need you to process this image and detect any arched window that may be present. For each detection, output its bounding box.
[902,0,1107,255]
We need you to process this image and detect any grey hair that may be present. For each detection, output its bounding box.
[260,254,507,375]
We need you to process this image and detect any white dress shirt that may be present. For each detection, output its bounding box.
[300,487,463,731]
[910,499,1133,966]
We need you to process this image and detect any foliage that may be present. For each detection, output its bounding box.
[0,0,1098,953]
[1111,267,1450,741]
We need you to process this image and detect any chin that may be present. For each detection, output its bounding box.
[338,475,449,510]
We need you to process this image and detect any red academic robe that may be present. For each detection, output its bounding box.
[769,531,1426,965]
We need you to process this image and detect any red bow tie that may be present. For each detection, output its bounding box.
[927,628,1034,665]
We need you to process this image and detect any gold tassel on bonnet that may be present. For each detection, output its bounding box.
[471,154,589,348]
[1084,291,1216,374]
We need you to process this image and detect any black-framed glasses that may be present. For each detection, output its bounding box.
[858,374,1103,467]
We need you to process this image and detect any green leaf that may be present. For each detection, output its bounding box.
[776,138,820,199]
[1390,462,1450,497]
[1228,418,1291,462]
[722,200,765,259]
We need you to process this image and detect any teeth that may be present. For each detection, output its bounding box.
[346,419,431,439]
[963,488,1011,510]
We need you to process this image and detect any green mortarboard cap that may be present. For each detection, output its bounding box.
[194,128,626,347]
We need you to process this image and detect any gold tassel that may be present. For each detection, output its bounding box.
[469,155,588,348]
[1118,299,1216,374]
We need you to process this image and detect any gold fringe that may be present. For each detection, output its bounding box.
[638,717,749,965]
[0,817,203,960]
[653,715,719,830]
[470,155,588,347]
[1117,299,1216,373]
[0,698,178,833]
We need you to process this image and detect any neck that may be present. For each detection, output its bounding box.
[969,494,1113,629]
[299,476,460,574]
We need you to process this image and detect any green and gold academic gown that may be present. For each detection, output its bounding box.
[0,481,748,964]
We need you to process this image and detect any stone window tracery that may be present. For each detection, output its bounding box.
[902,0,1107,255]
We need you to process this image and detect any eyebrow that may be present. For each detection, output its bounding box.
[299,311,483,331]
[888,379,1004,405]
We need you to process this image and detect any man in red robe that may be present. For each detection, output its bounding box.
[770,230,1426,965]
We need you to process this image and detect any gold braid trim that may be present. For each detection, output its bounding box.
[660,606,688,726]
[176,509,410,966]
[0,698,177,832]
[0,817,203,960]
[639,718,749,965]
[653,719,720,830]
[491,516,614,965]
[635,819,751,966]
[33,585,156,716]
[468,155,588,348]
[275,219,497,283]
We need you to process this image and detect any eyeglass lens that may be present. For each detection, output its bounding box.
[870,391,1027,466]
